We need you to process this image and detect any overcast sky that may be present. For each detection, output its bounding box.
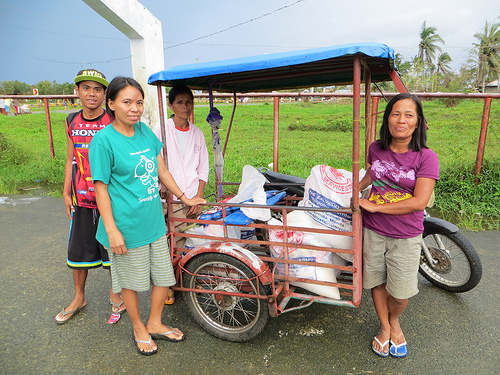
[1,0,499,85]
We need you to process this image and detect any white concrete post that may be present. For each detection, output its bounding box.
[83,0,165,128]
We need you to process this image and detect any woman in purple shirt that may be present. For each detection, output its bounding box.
[359,93,439,358]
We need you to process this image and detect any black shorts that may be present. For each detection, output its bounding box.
[67,206,109,269]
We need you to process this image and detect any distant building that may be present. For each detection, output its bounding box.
[485,80,499,93]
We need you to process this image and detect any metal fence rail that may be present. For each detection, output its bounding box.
[1,92,498,176]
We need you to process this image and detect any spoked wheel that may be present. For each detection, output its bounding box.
[183,253,270,342]
[419,232,482,292]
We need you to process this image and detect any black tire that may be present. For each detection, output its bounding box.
[419,231,482,292]
[183,253,270,342]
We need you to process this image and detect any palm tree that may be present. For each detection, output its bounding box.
[418,21,445,90]
[418,21,445,68]
[474,21,500,92]
[395,53,412,76]
[436,52,452,75]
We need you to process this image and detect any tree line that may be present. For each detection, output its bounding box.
[396,19,500,93]
[1,19,499,95]
[0,80,75,96]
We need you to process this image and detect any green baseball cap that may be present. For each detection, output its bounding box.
[74,69,109,88]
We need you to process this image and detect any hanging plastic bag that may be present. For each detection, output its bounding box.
[207,107,224,198]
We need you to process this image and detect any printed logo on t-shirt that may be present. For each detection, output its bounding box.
[369,160,414,204]
[134,155,158,195]
[372,160,415,182]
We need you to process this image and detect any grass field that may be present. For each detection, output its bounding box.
[1,98,499,229]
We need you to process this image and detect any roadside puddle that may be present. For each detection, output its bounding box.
[0,197,42,206]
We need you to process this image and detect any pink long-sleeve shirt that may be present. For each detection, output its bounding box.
[154,118,209,199]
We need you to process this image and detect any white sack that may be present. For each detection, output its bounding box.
[300,165,365,234]
[185,224,256,249]
[268,213,348,300]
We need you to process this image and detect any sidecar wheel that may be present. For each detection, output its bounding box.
[183,253,270,342]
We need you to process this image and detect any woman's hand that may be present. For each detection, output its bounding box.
[107,228,128,255]
[186,180,207,217]
[359,198,378,213]
[182,196,206,208]
[359,178,436,215]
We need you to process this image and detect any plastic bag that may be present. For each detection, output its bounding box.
[227,165,270,221]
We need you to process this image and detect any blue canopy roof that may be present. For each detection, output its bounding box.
[148,42,396,92]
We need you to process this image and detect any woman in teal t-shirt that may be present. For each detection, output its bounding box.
[89,77,205,356]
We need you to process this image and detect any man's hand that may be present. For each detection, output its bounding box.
[63,194,73,219]
[187,204,202,217]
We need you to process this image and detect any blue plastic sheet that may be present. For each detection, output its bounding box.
[199,190,287,226]
[148,43,396,92]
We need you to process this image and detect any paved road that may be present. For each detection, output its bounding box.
[1,195,498,375]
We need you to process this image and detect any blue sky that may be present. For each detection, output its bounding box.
[1,0,499,85]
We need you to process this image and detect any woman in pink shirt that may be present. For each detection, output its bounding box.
[154,84,209,304]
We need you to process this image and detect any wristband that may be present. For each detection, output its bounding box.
[178,192,185,200]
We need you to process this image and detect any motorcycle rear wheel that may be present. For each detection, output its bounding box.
[419,232,482,292]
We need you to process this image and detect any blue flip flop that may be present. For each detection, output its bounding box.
[372,336,390,357]
[389,340,408,358]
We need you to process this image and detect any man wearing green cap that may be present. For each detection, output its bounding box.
[55,69,125,324]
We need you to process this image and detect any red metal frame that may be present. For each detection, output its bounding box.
[167,199,360,315]
[475,97,492,180]
[273,96,280,172]
[351,55,363,306]
[42,98,55,159]
[155,55,373,316]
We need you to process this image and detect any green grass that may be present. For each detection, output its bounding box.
[0,112,67,195]
[434,160,500,230]
[1,98,499,229]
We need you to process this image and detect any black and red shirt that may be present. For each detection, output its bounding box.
[66,110,111,208]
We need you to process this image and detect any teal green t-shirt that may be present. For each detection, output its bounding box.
[89,122,165,249]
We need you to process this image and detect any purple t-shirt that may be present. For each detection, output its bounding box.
[363,141,439,238]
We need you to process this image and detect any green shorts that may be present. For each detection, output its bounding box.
[106,235,175,293]
[363,227,422,299]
